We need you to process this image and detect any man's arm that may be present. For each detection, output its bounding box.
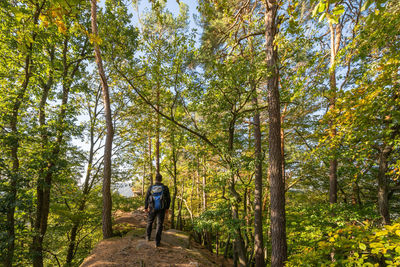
[145,186,151,210]
[164,186,171,210]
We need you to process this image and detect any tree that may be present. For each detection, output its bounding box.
[0,1,43,265]
[328,0,400,224]
[90,0,114,239]
[263,1,287,265]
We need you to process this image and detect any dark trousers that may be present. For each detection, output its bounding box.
[146,209,166,244]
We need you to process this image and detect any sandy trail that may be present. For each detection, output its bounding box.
[80,208,232,267]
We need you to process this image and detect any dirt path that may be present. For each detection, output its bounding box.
[80,208,232,267]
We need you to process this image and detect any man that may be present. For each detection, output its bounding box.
[145,173,171,247]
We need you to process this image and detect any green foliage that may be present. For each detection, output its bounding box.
[193,201,231,234]
[112,193,143,213]
[286,199,379,252]
[288,219,400,266]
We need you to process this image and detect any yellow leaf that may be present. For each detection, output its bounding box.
[370,242,384,248]
[376,230,388,236]
[359,243,367,250]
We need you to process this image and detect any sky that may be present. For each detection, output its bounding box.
[100,0,200,30]
[136,0,198,26]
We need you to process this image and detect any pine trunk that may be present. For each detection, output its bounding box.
[264,1,287,266]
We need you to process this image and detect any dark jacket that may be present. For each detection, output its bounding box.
[145,182,171,210]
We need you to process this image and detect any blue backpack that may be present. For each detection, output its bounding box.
[150,185,164,211]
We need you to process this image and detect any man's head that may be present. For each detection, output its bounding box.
[155,173,162,183]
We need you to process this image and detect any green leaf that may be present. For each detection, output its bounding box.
[359,243,367,250]
[361,0,372,12]
[332,5,345,16]
[328,15,339,24]
[312,3,320,17]
[318,2,326,13]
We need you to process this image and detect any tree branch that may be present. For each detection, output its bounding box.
[115,66,220,153]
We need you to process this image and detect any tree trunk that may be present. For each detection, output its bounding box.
[328,22,341,204]
[5,5,41,266]
[227,117,247,267]
[90,0,114,239]
[156,87,161,174]
[216,232,219,255]
[177,179,184,230]
[202,163,207,211]
[351,180,362,206]
[378,145,392,225]
[264,1,287,266]
[148,131,153,185]
[253,94,265,267]
[66,91,99,265]
[191,172,195,212]
[329,157,338,204]
[196,155,201,212]
[142,157,146,196]
[170,127,178,229]
[66,224,79,265]
[281,104,287,187]
[224,235,231,259]
[31,46,55,267]
[32,32,87,266]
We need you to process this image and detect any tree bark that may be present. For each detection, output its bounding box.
[253,94,265,267]
[91,0,114,239]
[202,160,207,211]
[142,156,146,196]
[177,180,184,230]
[281,104,288,187]
[170,127,178,229]
[196,155,201,212]
[378,145,392,225]
[148,131,153,186]
[156,91,161,174]
[264,1,287,266]
[351,180,362,206]
[227,116,247,267]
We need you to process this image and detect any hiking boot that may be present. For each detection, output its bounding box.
[145,236,151,242]
[155,242,161,248]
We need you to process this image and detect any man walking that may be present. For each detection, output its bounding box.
[145,173,171,247]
